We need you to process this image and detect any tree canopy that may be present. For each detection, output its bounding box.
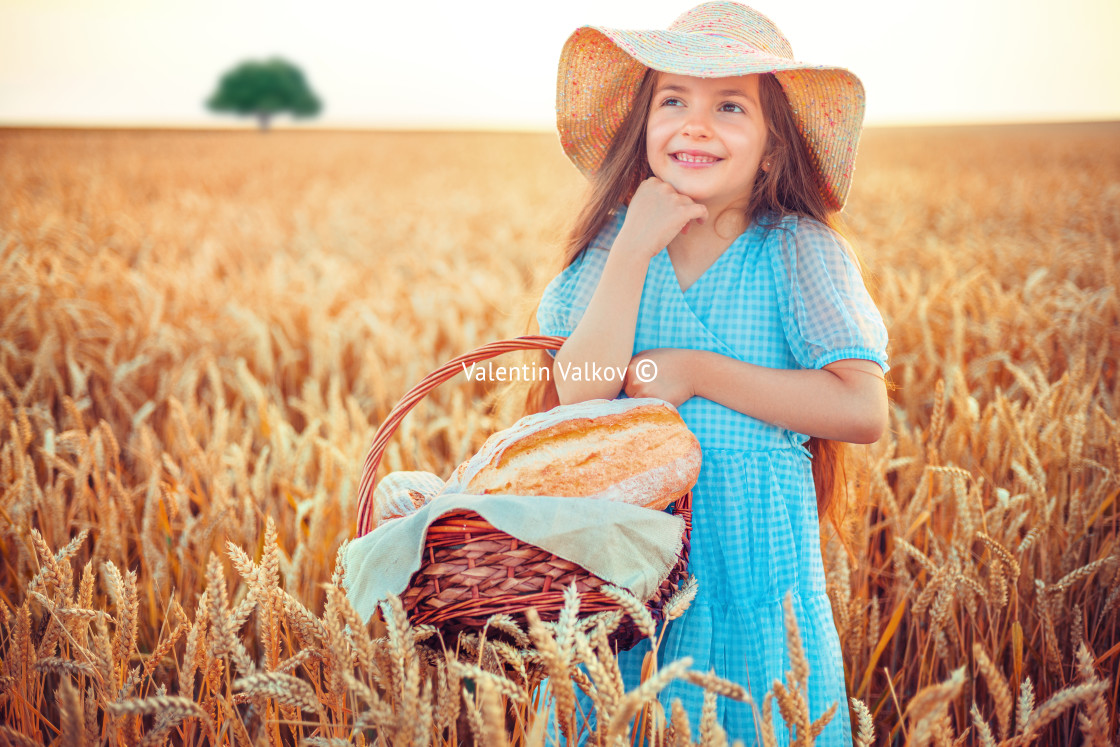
[207,58,322,131]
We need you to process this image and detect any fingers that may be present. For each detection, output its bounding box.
[636,178,708,223]
[622,178,709,253]
[637,176,693,204]
[680,209,708,235]
[623,356,655,400]
[622,359,642,398]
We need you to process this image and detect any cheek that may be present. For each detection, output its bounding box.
[644,123,669,166]
[645,111,677,144]
[644,118,662,151]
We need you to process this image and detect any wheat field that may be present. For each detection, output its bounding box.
[0,124,1117,745]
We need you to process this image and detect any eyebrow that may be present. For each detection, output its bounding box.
[656,84,759,106]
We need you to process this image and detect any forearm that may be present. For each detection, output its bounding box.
[684,350,888,443]
[554,251,651,404]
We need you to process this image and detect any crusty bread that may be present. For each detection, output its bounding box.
[438,398,701,510]
[373,471,445,525]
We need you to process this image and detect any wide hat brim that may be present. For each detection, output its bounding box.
[556,3,865,211]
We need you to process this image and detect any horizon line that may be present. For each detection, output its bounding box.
[2,115,1119,134]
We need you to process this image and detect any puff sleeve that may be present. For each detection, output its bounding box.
[769,217,890,372]
[535,210,624,341]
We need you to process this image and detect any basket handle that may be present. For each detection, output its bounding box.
[355,335,566,536]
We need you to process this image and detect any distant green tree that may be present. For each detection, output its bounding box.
[207,58,322,131]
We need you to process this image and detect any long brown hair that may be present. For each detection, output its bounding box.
[526,69,860,536]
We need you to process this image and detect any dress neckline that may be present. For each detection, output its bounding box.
[662,223,755,296]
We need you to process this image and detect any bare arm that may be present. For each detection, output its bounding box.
[624,349,888,444]
[554,178,707,404]
[553,250,647,403]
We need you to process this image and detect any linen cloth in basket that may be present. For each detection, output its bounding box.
[342,493,685,625]
[537,207,888,745]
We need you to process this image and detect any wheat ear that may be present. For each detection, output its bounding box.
[905,666,965,747]
[664,576,699,621]
[683,670,749,702]
[602,585,656,640]
[669,697,692,746]
[970,703,996,747]
[234,671,323,713]
[606,657,693,742]
[1015,676,1034,736]
[759,692,778,747]
[810,701,838,739]
[1023,680,1109,740]
[107,695,216,741]
[142,621,188,678]
[57,675,85,745]
[526,607,575,743]
[1074,643,1111,747]
[452,661,528,704]
[850,697,874,747]
[972,644,1012,740]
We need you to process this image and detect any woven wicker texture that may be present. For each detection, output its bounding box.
[354,335,692,650]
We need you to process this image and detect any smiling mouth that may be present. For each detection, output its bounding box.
[671,152,721,164]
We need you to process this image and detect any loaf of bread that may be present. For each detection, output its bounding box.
[372,471,445,525]
[438,398,701,510]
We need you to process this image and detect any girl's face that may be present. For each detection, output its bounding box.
[645,72,769,215]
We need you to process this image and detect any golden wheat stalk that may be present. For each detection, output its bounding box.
[850,697,874,747]
[698,689,729,747]
[525,606,577,743]
[1015,676,1035,736]
[606,657,693,741]
[683,670,749,703]
[1021,680,1110,741]
[601,584,657,640]
[664,576,699,622]
[107,695,216,740]
[2,128,1119,747]
[1074,643,1112,747]
[56,676,85,745]
[234,671,323,713]
[905,667,965,747]
[972,644,1012,740]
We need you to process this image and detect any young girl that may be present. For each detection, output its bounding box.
[533,2,888,743]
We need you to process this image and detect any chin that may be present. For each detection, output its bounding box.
[662,183,707,203]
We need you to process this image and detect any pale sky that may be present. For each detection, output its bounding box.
[1,0,1118,129]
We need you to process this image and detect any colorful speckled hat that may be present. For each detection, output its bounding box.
[556,1,865,210]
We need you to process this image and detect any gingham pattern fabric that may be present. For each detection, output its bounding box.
[537,208,887,745]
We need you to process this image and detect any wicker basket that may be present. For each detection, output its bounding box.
[354,336,692,651]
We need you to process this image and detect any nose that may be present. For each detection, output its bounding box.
[680,109,712,139]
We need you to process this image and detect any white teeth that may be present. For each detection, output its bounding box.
[674,152,718,163]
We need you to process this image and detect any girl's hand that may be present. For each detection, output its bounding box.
[623,348,697,407]
[614,178,709,260]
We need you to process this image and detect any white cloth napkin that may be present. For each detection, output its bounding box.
[342,492,685,624]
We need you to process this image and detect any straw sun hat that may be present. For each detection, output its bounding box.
[556,1,865,210]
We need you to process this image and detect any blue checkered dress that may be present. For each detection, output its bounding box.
[537,207,888,746]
